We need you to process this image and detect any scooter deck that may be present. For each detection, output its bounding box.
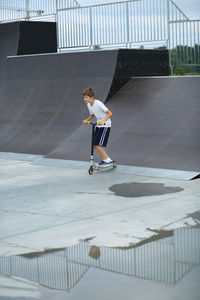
[94,161,117,170]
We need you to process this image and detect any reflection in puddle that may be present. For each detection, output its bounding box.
[0,228,199,293]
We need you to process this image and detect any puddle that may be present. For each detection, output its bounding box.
[0,228,199,300]
[109,182,184,197]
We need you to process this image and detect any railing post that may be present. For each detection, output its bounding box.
[126,1,130,48]
[167,0,173,75]
[10,256,12,276]
[26,0,30,20]
[89,7,93,49]
[56,0,60,52]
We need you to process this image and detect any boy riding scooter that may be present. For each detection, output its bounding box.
[82,87,114,169]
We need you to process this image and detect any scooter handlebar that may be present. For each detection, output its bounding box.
[86,121,106,125]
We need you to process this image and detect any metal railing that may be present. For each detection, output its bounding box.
[0,0,79,21]
[57,0,169,49]
[168,0,200,73]
[0,0,200,74]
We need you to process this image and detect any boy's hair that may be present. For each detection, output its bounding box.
[82,87,95,98]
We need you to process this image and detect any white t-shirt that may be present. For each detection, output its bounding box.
[87,100,111,128]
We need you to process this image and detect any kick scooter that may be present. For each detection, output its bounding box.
[86,122,117,175]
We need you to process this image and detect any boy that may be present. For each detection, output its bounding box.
[82,87,113,166]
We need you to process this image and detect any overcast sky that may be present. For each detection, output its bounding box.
[77,0,200,20]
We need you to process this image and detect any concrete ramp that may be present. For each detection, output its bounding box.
[48,77,200,174]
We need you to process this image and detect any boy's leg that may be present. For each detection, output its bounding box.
[93,127,112,162]
[94,145,109,160]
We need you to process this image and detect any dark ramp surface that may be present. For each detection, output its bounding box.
[0,22,19,59]
[0,22,168,158]
[0,50,118,154]
[49,77,200,173]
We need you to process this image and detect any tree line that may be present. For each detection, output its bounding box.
[156,44,200,75]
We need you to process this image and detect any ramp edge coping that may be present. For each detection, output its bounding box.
[0,152,199,181]
[131,75,200,78]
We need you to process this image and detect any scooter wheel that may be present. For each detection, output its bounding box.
[113,161,117,168]
[88,167,94,175]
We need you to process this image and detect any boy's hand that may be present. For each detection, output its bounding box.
[97,121,104,126]
[83,120,89,124]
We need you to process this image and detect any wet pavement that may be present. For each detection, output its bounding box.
[0,228,200,299]
[109,182,184,197]
[0,154,200,299]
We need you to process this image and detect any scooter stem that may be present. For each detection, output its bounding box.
[85,122,106,169]
[91,123,95,159]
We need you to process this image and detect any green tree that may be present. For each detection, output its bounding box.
[93,45,101,50]
[175,66,184,75]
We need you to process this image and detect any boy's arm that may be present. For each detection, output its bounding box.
[83,114,95,124]
[98,109,112,125]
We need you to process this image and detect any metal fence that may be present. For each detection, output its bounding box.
[0,0,200,74]
[168,0,200,73]
[0,0,79,20]
[57,0,169,49]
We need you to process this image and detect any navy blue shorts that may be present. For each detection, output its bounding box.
[93,127,111,147]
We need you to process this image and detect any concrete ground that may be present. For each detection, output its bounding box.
[0,154,200,257]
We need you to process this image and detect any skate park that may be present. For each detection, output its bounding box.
[0,1,200,299]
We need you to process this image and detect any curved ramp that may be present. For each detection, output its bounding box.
[1,22,198,174]
[49,77,200,173]
[108,77,200,172]
[0,50,118,154]
[0,21,169,158]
